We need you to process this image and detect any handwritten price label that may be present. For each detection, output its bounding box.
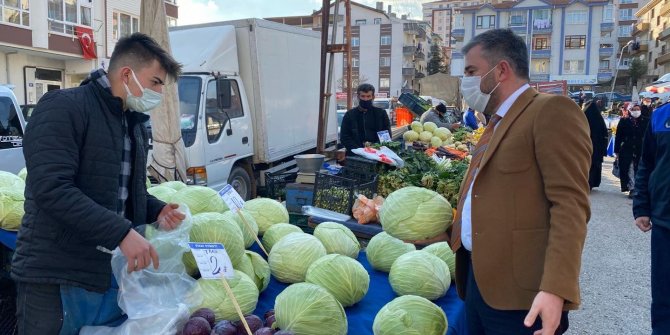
[219,184,245,213]
[188,243,234,279]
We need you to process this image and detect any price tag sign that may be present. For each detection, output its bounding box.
[377,130,392,143]
[219,184,245,213]
[188,243,234,279]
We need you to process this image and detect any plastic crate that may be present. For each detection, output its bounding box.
[0,278,16,335]
[264,170,298,201]
[341,156,378,184]
[285,183,314,213]
[313,173,378,215]
[398,93,430,116]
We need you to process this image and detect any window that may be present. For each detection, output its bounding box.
[532,60,548,73]
[355,19,366,25]
[619,9,633,21]
[599,60,610,69]
[566,10,587,24]
[113,11,140,41]
[204,79,244,144]
[564,35,586,49]
[48,0,91,34]
[621,58,630,66]
[1,0,29,26]
[380,35,392,45]
[351,36,360,47]
[374,18,382,24]
[380,56,391,67]
[620,0,634,3]
[379,78,390,88]
[534,37,549,50]
[476,15,495,29]
[533,9,551,20]
[352,57,359,68]
[0,96,23,149]
[602,5,614,22]
[509,11,526,26]
[564,60,585,74]
[618,25,632,37]
[454,14,464,28]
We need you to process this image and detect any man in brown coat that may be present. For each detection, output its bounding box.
[450,29,592,334]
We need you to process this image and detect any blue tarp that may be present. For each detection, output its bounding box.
[0,228,16,250]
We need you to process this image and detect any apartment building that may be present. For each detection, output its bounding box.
[0,0,178,105]
[422,0,485,49]
[633,0,670,87]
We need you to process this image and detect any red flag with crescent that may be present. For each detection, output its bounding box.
[75,26,97,60]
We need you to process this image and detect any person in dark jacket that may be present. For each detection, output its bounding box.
[614,103,648,197]
[633,102,670,334]
[11,33,185,335]
[340,83,391,155]
[583,101,608,189]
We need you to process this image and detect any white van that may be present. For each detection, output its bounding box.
[373,98,394,122]
[0,86,27,174]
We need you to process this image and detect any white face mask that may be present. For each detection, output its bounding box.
[630,110,641,118]
[460,65,501,114]
[124,69,163,112]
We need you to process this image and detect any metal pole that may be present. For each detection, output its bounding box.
[345,0,353,109]
[609,40,632,109]
[317,0,330,153]
[322,0,341,151]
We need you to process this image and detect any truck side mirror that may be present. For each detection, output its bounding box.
[216,78,232,109]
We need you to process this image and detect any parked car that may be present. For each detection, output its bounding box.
[594,92,632,107]
[569,91,594,104]
[373,98,394,122]
[0,85,27,174]
[20,104,36,122]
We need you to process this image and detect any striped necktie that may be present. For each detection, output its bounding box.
[450,114,503,252]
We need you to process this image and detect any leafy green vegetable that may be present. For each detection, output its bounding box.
[313,222,360,258]
[196,270,259,322]
[244,198,290,234]
[372,295,448,335]
[269,232,327,283]
[305,254,369,307]
[380,186,453,240]
[389,251,451,300]
[275,283,348,335]
[365,232,415,272]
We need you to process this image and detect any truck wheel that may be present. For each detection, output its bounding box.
[228,166,252,200]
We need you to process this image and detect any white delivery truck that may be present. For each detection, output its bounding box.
[0,85,27,174]
[168,19,338,199]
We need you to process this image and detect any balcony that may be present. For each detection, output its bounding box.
[632,22,650,37]
[510,25,527,34]
[452,28,465,41]
[598,71,613,83]
[415,51,426,60]
[403,46,416,55]
[661,1,670,16]
[630,41,649,56]
[402,67,416,76]
[531,49,551,59]
[600,22,614,32]
[618,35,633,43]
[532,19,552,34]
[415,71,426,79]
[599,47,614,58]
[530,73,550,82]
[659,27,670,42]
[658,52,670,65]
[452,52,464,59]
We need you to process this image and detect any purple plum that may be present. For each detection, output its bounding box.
[264,315,276,329]
[263,310,275,321]
[273,331,295,335]
[182,317,212,335]
[191,308,216,328]
[253,327,276,335]
[234,315,263,334]
[212,320,237,335]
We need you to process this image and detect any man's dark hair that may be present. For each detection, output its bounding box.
[357,83,376,95]
[109,33,182,80]
[435,103,447,114]
[462,29,529,81]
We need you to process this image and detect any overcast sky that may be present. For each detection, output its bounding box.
[177,0,430,25]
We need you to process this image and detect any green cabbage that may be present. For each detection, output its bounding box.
[305,254,369,307]
[183,212,245,276]
[430,136,443,148]
[222,209,259,248]
[147,186,177,203]
[434,127,452,141]
[196,270,259,322]
[244,198,289,234]
[269,232,326,283]
[160,180,188,191]
[172,186,228,214]
[365,232,415,272]
[410,121,423,133]
[389,251,451,300]
[380,186,453,240]
[0,171,24,190]
[17,168,27,181]
[419,131,433,143]
[402,130,419,142]
[275,283,348,335]
[145,176,151,189]
[423,121,437,133]
[373,295,448,335]
[244,250,271,292]
[0,187,25,231]
[261,223,302,252]
[313,222,360,258]
[422,242,456,279]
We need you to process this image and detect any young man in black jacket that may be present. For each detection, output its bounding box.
[633,102,670,334]
[339,83,391,155]
[12,33,186,335]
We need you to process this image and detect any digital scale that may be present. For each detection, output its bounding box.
[296,172,317,184]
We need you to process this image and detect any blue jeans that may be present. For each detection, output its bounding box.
[16,277,126,335]
[651,224,670,334]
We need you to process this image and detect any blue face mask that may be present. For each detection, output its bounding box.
[124,69,163,112]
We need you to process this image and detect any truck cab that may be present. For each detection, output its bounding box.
[0,86,26,174]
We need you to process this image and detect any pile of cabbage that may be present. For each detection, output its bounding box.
[0,170,26,231]
[403,121,453,148]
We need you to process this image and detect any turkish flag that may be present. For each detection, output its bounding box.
[75,26,97,60]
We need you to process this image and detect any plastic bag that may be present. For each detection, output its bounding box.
[80,204,202,335]
[352,146,405,167]
[302,205,351,222]
[352,194,384,224]
[612,158,620,178]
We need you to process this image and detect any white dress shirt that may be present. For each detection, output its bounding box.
[461,83,531,251]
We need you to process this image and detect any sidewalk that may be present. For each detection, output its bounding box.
[569,156,652,334]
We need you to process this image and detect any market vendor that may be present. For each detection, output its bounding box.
[420,103,461,131]
[340,83,392,155]
[11,33,186,335]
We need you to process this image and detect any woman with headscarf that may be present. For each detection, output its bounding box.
[614,103,649,197]
[583,101,609,189]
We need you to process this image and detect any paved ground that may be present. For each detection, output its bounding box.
[568,156,652,334]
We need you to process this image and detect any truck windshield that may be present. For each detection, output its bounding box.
[178,76,202,147]
[373,101,390,109]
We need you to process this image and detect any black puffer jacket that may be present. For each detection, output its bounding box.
[11,74,164,292]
